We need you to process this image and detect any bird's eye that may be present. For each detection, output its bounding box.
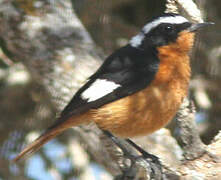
[162,24,175,33]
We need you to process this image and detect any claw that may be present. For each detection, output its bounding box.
[126,139,161,164]
[103,131,163,179]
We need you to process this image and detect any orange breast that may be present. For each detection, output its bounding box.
[92,32,193,137]
[92,81,189,137]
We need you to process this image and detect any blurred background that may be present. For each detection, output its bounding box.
[0,0,220,179]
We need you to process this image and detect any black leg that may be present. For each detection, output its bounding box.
[102,130,135,158]
[103,130,160,164]
[126,139,161,165]
[126,138,163,179]
[103,131,163,179]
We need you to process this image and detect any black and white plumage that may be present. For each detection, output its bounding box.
[58,45,159,121]
[130,14,189,47]
[55,13,192,125]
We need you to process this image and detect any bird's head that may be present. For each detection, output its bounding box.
[130,13,213,53]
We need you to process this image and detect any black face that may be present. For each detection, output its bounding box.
[141,22,191,49]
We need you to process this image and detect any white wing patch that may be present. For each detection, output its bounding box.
[143,16,188,34]
[81,79,121,102]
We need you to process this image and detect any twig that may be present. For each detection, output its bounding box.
[165,0,203,22]
[176,98,206,160]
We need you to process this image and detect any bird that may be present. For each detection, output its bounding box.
[13,13,213,162]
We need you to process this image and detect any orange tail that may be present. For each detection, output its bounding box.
[13,113,89,162]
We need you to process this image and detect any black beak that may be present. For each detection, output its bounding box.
[188,22,214,32]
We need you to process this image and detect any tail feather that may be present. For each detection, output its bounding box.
[12,125,66,162]
[13,113,89,162]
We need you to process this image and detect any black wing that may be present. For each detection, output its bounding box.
[55,45,159,124]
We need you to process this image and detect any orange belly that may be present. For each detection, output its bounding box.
[91,79,188,137]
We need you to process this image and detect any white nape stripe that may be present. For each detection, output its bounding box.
[143,16,188,34]
[130,15,188,48]
[81,79,121,102]
[130,33,145,47]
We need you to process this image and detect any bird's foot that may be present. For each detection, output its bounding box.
[103,131,163,179]
[126,139,162,173]
[126,139,161,166]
